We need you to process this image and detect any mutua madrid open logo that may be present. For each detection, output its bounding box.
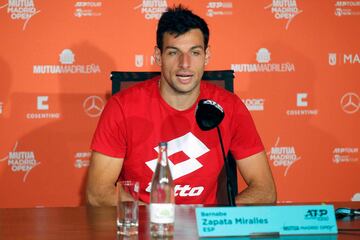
[0,141,40,182]
[267,137,301,176]
[264,0,303,30]
[0,0,40,30]
[134,0,167,20]
[231,48,295,73]
[33,49,101,74]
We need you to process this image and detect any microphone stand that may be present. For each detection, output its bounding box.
[216,126,236,207]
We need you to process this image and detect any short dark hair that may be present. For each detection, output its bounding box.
[156,5,209,52]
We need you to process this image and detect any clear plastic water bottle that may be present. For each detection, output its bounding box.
[150,142,175,237]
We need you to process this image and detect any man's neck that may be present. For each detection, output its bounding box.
[159,81,200,111]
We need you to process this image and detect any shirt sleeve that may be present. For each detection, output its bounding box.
[90,96,127,158]
[229,97,264,160]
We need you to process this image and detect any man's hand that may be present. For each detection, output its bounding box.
[86,151,123,206]
[235,151,277,204]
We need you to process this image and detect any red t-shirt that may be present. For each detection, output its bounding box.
[91,76,264,204]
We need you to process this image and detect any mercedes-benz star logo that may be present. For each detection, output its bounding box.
[83,96,104,117]
[340,92,360,114]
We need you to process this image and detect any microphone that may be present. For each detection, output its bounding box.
[195,99,236,206]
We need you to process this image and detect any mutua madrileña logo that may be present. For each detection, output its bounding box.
[231,48,295,73]
[0,0,40,30]
[33,49,101,74]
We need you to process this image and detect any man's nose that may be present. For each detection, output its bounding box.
[179,53,190,68]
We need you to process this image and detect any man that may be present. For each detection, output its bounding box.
[86,5,276,206]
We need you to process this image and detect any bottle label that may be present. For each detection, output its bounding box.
[150,203,175,224]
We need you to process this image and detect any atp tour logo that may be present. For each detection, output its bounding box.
[264,0,303,30]
[145,132,208,197]
[33,49,101,74]
[0,141,40,182]
[304,209,329,221]
[231,48,295,73]
[332,147,358,164]
[0,0,40,30]
[334,1,360,16]
[206,2,233,17]
[267,137,301,176]
[74,152,91,168]
[134,0,167,20]
[74,1,102,18]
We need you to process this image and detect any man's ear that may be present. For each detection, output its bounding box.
[154,46,162,66]
[205,46,211,65]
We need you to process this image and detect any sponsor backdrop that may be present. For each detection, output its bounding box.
[0,0,359,208]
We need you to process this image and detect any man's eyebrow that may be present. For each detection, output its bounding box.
[164,45,205,51]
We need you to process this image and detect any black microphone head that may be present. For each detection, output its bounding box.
[195,99,225,131]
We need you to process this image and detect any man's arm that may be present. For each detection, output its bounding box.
[86,151,123,206]
[235,151,277,204]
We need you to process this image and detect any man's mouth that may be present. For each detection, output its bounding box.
[176,72,194,82]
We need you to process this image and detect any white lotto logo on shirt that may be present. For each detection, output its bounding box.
[264,0,303,30]
[33,49,101,74]
[206,1,233,17]
[332,147,359,164]
[134,0,167,20]
[267,137,301,176]
[0,0,40,30]
[0,141,40,182]
[231,48,295,73]
[145,132,208,197]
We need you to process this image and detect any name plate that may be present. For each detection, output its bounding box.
[195,205,337,237]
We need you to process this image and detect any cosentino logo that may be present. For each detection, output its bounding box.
[231,48,295,73]
[134,0,167,20]
[267,137,301,176]
[0,0,40,30]
[0,141,40,182]
[33,49,101,74]
[264,0,303,30]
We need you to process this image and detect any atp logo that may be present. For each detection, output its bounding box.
[145,132,209,196]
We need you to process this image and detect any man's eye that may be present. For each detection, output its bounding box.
[192,51,201,56]
[168,51,177,56]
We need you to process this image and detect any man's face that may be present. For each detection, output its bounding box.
[155,29,210,96]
